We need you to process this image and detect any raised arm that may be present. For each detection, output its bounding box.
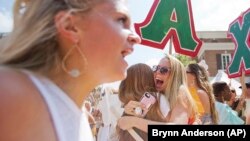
[117,116,172,133]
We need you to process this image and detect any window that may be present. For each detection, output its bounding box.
[221,54,231,70]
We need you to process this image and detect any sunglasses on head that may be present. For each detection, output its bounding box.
[152,65,170,75]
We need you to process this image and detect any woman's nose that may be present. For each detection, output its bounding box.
[128,32,141,45]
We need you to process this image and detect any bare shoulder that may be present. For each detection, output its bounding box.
[175,85,190,108]
[0,68,36,98]
[177,85,196,111]
[197,89,211,112]
[197,89,210,103]
[169,85,190,123]
[197,89,209,99]
[178,85,190,100]
[0,68,56,141]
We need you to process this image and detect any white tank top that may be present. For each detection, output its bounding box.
[158,93,170,117]
[23,71,94,141]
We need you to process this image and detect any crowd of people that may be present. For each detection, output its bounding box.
[85,54,250,141]
[0,0,249,141]
[0,0,140,141]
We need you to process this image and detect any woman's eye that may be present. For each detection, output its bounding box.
[118,17,127,24]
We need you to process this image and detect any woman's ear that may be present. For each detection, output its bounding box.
[55,11,79,43]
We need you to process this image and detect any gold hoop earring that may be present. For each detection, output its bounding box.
[62,44,87,78]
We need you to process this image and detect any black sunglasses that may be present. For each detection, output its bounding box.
[152,65,170,75]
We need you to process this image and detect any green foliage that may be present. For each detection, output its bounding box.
[175,54,196,66]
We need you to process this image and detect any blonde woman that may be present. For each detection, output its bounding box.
[0,0,140,141]
[118,54,198,132]
[186,63,218,124]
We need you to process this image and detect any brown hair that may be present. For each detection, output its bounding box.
[187,63,218,124]
[212,81,231,102]
[118,63,165,141]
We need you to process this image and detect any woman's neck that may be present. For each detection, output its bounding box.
[216,97,224,103]
[47,70,98,108]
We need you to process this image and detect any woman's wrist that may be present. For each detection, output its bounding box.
[128,116,139,128]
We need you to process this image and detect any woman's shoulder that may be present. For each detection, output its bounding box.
[0,67,42,112]
[177,85,195,110]
[197,89,208,97]
[178,85,190,98]
[0,68,54,140]
[197,89,210,103]
[0,68,34,95]
[0,67,43,117]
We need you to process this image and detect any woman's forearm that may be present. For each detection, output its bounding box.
[133,117,172,133]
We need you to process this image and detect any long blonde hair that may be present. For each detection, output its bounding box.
[0,0,97,73]
[163,54,198,120]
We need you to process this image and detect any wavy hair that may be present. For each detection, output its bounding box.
[187,63,218,124]
[0,0,99,73]
[118,63,165,141]
[163,54,198,121]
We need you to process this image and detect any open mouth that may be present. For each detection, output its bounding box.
[155,78,164,90]
[121,46,133,58]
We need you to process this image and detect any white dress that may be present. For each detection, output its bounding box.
[23,70,94,141]
[96,88,123,141]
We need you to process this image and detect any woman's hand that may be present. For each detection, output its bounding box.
[124,100,147,117]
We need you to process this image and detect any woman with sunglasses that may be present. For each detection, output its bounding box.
[0,0,140,141]
[186,63,218,124]
[151,55,198,124]
[117,54,199,133]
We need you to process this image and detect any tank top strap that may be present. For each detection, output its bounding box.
[20,70,93,141]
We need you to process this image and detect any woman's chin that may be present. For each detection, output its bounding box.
[156,84,163,92]
[108,70,126,83]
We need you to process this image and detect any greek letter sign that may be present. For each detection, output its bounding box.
[134,0,202,57]
[227,8,250,78]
